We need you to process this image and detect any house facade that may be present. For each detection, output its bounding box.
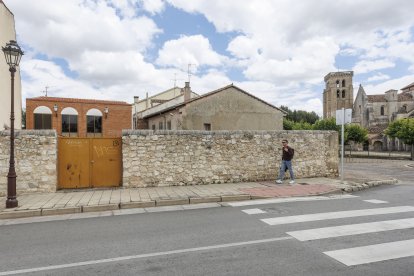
[26,97,131,137]
[139,83,285,131]
[352,84,414,151]
[132,86,198,129]
[0,0,22,130]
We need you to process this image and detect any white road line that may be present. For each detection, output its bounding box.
[324,239,414,266]
[228,194,358,207]
[0,236,293,275]
[363,199,388,204]
[242,208,266,215]
[261,206,414,225]
[287,218,414,241]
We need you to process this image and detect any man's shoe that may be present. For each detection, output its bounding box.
[289,180,295,184]
[276,180,282,184]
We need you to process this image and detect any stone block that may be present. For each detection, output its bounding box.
[42,207,81,216]
[221,195,251,202]
[82,204,119,213]
[156,198,189,206]
[120,201,155,209]
[189,196,221,204]
[0,209,42,219]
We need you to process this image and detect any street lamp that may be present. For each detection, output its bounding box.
[2,40,24,208]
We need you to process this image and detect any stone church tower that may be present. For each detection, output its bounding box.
[323,71,354,119]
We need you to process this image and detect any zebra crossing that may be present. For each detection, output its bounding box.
[236,197,414,266]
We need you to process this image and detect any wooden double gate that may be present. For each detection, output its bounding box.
[58,138,122,189]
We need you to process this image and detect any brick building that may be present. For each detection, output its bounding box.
[26,97,131,137]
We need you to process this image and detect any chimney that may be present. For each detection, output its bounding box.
[184,82,191,102]
[133,96,139,104]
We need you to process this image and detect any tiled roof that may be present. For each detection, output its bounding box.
[401,82,414,91]
[398,92,413,101]
[367,94,386,102]
[143,84,286,118]
[27,96,130,106]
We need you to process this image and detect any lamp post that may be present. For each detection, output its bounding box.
[2,40,24,208]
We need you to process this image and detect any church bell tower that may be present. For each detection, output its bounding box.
[323,71,354,119]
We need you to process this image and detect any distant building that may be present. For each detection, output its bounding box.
[323,71,354,119]
[352,84,414,151]
[0,0,22,130]
[26,97,131,137]
[137,83,286,131]
[132,86,198,129]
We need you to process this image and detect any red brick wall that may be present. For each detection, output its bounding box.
[26,98,131,137]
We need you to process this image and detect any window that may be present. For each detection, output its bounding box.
[342,79,346,87]
[337,90,340,98]
[167,121,171,130]
[159,121,163,130]
[380,106,385,116]
[204,123,211,131]
[152,125,156,130]
[86,109,103,137]
[336,80,339,88]
[33,106,52,129]
[342,90,345,98]
[61,107,78,137]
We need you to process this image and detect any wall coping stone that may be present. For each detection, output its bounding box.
[0,130,57,137]
[122,129,338,136]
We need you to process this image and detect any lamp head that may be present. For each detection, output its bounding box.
[2,40,24,68]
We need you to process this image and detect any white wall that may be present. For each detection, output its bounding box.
[0,2,22,130]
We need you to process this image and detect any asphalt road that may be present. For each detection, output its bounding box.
[1,180,414,276]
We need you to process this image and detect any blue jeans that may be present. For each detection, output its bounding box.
[278,160,294,181]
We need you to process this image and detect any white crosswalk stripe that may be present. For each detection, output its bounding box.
[241,203,414,266]
[261,206,414,225]
[363,199,388,204]
[287,217,414,241]
[324,239,414,266]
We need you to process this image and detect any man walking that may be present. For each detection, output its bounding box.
[276,139,295,184]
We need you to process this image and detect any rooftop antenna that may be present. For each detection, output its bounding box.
[187,63,195,83]
[171,73,183,96]
[42,86,49,97]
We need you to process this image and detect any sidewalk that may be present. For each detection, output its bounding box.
[0,176,397,220]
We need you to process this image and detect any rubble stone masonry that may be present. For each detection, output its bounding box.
[0,130,57,196]
[122,130,339,187]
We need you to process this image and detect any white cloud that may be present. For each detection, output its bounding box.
[366,73,390,82]
[363,75,414,94]
[353,59,395,74]
[140,0,165,14]
[156,35,227,69]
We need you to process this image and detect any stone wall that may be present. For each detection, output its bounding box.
[122,130,339,187]
[0,130,57,196]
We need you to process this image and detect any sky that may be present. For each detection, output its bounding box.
[4,0,414,116]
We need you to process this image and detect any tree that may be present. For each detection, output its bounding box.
[21,108,26,129]
[345,124,368,144]
[280,105,320,124]
[283,118,294,130]
[385,118,414,160]
[312,118,340,131]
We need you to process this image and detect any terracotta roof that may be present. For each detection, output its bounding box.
[401,82,414,91]
[398,92,413,101]
[367,94,386,102]
[143,84,286,118]
[26,96,131,106]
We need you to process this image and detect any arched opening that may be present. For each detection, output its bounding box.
[33,106,52,129]
[86,108,103,137]
[336,80,340,88]
[337,90,340,98]
[380,105,385,116]
[342,90,345,98]
[342,79,346,87]
[373,141,383,151]
[61,107,78,137]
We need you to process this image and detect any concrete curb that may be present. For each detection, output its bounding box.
[342,178,398,192]
[0,178,397,220]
